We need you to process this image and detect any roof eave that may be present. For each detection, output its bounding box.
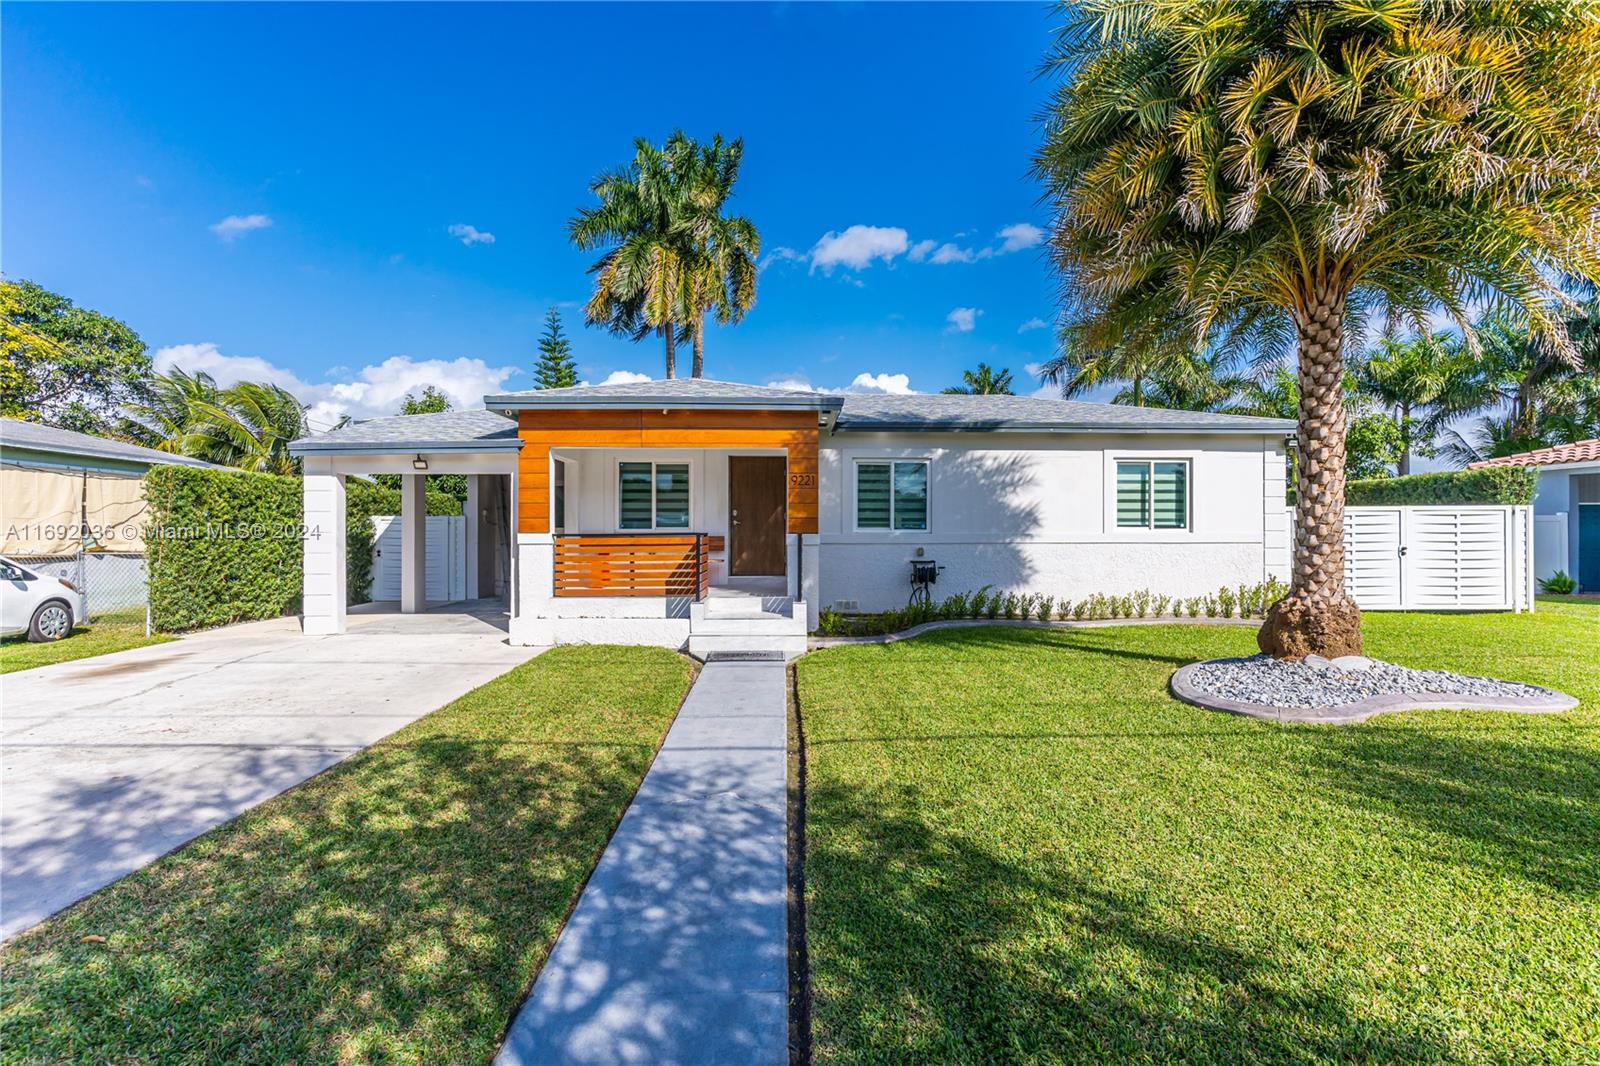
[483,394,844,413]
[287,439,524,456]
[834,421,1297,435]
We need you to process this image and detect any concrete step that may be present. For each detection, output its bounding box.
[689,614,806,636]
[702,595,794,619]
[687,631,808,661]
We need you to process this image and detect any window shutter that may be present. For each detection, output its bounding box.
[1116,462,1149,527]
[619,463,653,529]
[654,464,690,528]
[893,462,928,530]
[1152,462,1187,529]
[857,464,891,528]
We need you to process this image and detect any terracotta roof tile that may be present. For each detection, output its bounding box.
[1468,439,1600,468]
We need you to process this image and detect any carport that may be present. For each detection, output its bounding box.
[287,410,521,635]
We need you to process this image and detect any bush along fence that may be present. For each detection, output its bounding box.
[145,466,458,631]
[815,579,1291,638]
[1346,465,1538,507]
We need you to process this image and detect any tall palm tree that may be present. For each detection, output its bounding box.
[117,367,221,455]
[1353,332,1478,475]
[672,133,759,379]
[190,381,308,474]
[944,363,1016,395]
[570,139,692,378]
[1035,0,1600,658]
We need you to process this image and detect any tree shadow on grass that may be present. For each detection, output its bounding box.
[0,731,665,1064]
[805,776,1453,1065]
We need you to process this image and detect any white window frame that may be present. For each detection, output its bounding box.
[1114,458,1191,531]
[616,459,694,532]
[853,458,931,533]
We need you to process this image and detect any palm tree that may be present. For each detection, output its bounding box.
[118,367,221,455]
[1353,333,1478,475]
[672,133,759,379]
[570,138,692,378]
[1034,1,1600,658]
[190,381,308,474]
[944,363,1015,395]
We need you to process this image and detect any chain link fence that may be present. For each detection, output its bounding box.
[7,551,151,631]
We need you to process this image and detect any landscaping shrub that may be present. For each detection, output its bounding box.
[1539,570,1577,595]
[145,468,461,631]
[1347,465,1538,506]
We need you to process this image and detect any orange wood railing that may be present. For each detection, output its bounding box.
[553,534,709,599]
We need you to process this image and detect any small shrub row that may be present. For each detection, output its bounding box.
[1346,465,1538,507]
[815,578,1291,637]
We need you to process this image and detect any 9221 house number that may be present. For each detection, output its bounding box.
[789,473,816,487]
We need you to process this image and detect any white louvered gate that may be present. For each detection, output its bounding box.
[1285,505,1533,611]
[370,515,467,603]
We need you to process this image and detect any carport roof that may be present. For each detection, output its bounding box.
[288,410,522,455]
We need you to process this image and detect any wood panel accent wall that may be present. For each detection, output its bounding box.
[516,408,820,534]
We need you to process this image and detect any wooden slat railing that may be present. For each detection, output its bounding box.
[554,533,708,599]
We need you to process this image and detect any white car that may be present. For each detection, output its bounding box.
[1,557,88,642]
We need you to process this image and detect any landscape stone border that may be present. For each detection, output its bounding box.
[1170,660,1579,725]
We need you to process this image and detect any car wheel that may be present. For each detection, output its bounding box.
[28,599,74,642]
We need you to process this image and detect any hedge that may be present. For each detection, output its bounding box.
[1346,465,1539,507]
[145,466,459,631]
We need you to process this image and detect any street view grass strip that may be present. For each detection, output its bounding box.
[0,645,692,1064]
[0,613,171,674]
[797,601,1599,1064]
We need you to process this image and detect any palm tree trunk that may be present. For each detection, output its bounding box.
[1398,401,1411,476]
[663,326,676,379]
[692,314,705,379]
[1259,280,1364,659]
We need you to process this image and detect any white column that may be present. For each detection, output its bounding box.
[302,463,347,635]
[800,533,821,632]
[464,474,481,601]
[509,533,555,646]
[401,473,427,614]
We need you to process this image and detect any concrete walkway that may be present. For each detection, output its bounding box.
[497,658,789,1066]
[1,601,538,940]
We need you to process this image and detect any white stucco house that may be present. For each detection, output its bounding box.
[287,379,1295,657]
[1471,439,1600,591]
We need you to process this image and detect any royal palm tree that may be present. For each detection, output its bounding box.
[1354,332,1477,475]
[1035,0,1600,658]
[944,363,1016,395]
[570,138,692,378]
[673,133,759,378]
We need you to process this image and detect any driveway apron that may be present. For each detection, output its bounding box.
[496,658,789,1066]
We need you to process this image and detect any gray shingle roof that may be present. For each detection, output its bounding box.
[485,377,844,412]
[288,409,521,454]
[0,417,221,469]
[835,394,1295,434]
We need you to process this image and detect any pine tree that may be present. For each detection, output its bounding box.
[533,308,578,389]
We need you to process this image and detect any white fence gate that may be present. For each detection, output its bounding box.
[370,515,467,603]
[1282,505,1533,611]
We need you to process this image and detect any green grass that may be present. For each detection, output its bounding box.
[797,601,1600,1064]
[0,645,693,1064]
[0,610,172,674]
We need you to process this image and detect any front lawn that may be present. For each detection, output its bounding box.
[797,601,1599,1064]
[0,612,172,673]
[0,645,693,1064]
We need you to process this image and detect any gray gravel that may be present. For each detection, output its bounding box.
[1186,655,1559,709]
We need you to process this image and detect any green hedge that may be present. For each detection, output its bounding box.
[1346,465,1539,507]
[146,467,460,631]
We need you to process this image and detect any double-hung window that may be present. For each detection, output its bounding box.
[618,462,690,530]
[856,460,929,531]
[1116,460,1188,530]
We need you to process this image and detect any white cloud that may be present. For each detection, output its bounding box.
[595,370,652,386]
[766,376,816,392]
[845,372,915,395]
[760,246,806,271]
[153,342,519,428]
[809,225,909,272]
[946,307,982,332]
[448,223,496,246]
[209,214,272,241]
[906,239,937,263]
[1018,317,1049,333]
[930,242,976,265]
[997,222,1045,253]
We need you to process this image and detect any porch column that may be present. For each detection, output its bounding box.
[464,474,481,600]
[401,473,427,613]
[302,461,347,635]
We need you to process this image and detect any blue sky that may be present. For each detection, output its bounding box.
[3,2,1065,429]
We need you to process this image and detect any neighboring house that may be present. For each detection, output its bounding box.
[289,380,1294,655]
[1471,439,1600,591]
[0,418,218,613]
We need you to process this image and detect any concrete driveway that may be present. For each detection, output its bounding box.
[1,601,541,940]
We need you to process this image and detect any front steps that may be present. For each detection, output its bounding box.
[687,590,808,661]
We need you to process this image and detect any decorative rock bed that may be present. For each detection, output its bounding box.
[1171,654,1578,725]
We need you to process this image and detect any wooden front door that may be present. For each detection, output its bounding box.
[728,456,787,576]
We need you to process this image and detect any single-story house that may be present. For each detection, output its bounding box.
[289,379,1295,655]
[1471,439,1600,591]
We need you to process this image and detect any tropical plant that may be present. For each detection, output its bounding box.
[1353,332,1479,474]
[120,371,308,474]
[533,307,579,390]
[943,363,1016,395]
[1538,570,1577,596]
[400,386,452,415]
[673,133,759,378]
[118,367,221,456]
[1,279,152,433]
[1035,0,1600,658]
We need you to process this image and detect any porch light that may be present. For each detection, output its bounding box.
[412,456,429,471]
